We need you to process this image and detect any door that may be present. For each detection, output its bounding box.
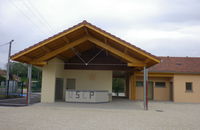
[170,82,173,101]
[148,81,153,100]
[55,78,64,100]
[66,79,76,90]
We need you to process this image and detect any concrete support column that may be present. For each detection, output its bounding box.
[143,67,148,110]
[27,64,32,105]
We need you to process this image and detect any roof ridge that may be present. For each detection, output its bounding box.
[158,56,200,59]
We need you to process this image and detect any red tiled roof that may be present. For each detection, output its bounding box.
[148,56,200,74]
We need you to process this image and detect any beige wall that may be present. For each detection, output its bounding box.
[173,74,200,103]
[136,77,171,101]
[41,58,112,103]
[63,70,112,92]
[41,58,63,103]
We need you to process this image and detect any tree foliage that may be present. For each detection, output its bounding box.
[112,78,125,93]
[10,62,42,81]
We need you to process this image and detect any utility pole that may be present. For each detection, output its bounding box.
[6,40,14,97]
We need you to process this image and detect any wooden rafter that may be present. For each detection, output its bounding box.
[11,24,85,60]
[31,36,88,63]
[42,46,51,52]
[20,56,32,62]
[85,24,160,63]
[84,27,89,35]
[62,36,70,43]
[87,36,145,67]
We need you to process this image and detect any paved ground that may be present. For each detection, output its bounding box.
[0,93,40,106]
[0,98,200,130]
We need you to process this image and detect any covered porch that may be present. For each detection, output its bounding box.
[11,21,160,105]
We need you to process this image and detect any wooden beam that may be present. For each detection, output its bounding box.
[88,36,145,67]
[124,47,128,54]
[135,72,174,77]
[56,55,66,61]
[42,46,51,52]
[11,24,85,60]
[144,59,150,64]
[84,27,89,35]
[20,56,33,62]
[128,63,145,67]
[32,36,88,62]
[129,73,136,100]
[62,36,70,43]
[104,38,108,44]
[85,24,160,63]
[31,61,47,66]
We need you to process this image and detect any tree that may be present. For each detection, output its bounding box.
[9,62,42,81]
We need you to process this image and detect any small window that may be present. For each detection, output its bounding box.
[155,82,166,88]
[66,79,76,90]
[186,82,192,92]
[136,81,143,87]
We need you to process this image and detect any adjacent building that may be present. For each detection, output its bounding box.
[135,56,200,103]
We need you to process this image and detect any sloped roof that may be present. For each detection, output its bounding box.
[149,56,200,74]
[11,20,160,67]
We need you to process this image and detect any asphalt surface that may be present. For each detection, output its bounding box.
[0,93,40,106]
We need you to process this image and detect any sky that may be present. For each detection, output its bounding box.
[0,0,200,69]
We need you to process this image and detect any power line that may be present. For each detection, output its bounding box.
[26,0,55,33]
[21,0,54,33]
[0,42,9,47]
[9,0,49,35]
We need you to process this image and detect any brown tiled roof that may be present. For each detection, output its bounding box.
[148,56,200,74]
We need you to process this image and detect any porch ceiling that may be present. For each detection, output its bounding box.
[11,21,160,68]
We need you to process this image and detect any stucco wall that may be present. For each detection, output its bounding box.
[173,74,200,103]
[136,77,171,101]
[41,58,64,103]
[63,70,112,93]
[41,58,112,103]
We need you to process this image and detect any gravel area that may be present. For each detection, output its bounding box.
[0,98,200,130]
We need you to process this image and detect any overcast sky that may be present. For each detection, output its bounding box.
[0,0,200,69]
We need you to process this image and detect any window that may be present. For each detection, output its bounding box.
[185,82,192,92]
[136,81,143,87]
[155,82,166,88]
[66,79,76,90]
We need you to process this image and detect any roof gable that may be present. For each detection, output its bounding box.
[11,21,160,67]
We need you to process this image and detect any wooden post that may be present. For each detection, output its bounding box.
[129,72,136,100]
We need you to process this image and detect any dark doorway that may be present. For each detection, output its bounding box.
[148,81,153,100]
[55,78,64,101]
[170,82,173,101]
[112,71,128,98]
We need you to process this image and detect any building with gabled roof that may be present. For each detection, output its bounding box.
[136,56,200,103]
[11,21,200,103]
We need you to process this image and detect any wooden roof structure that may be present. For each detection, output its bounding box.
[11,21,160,69]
